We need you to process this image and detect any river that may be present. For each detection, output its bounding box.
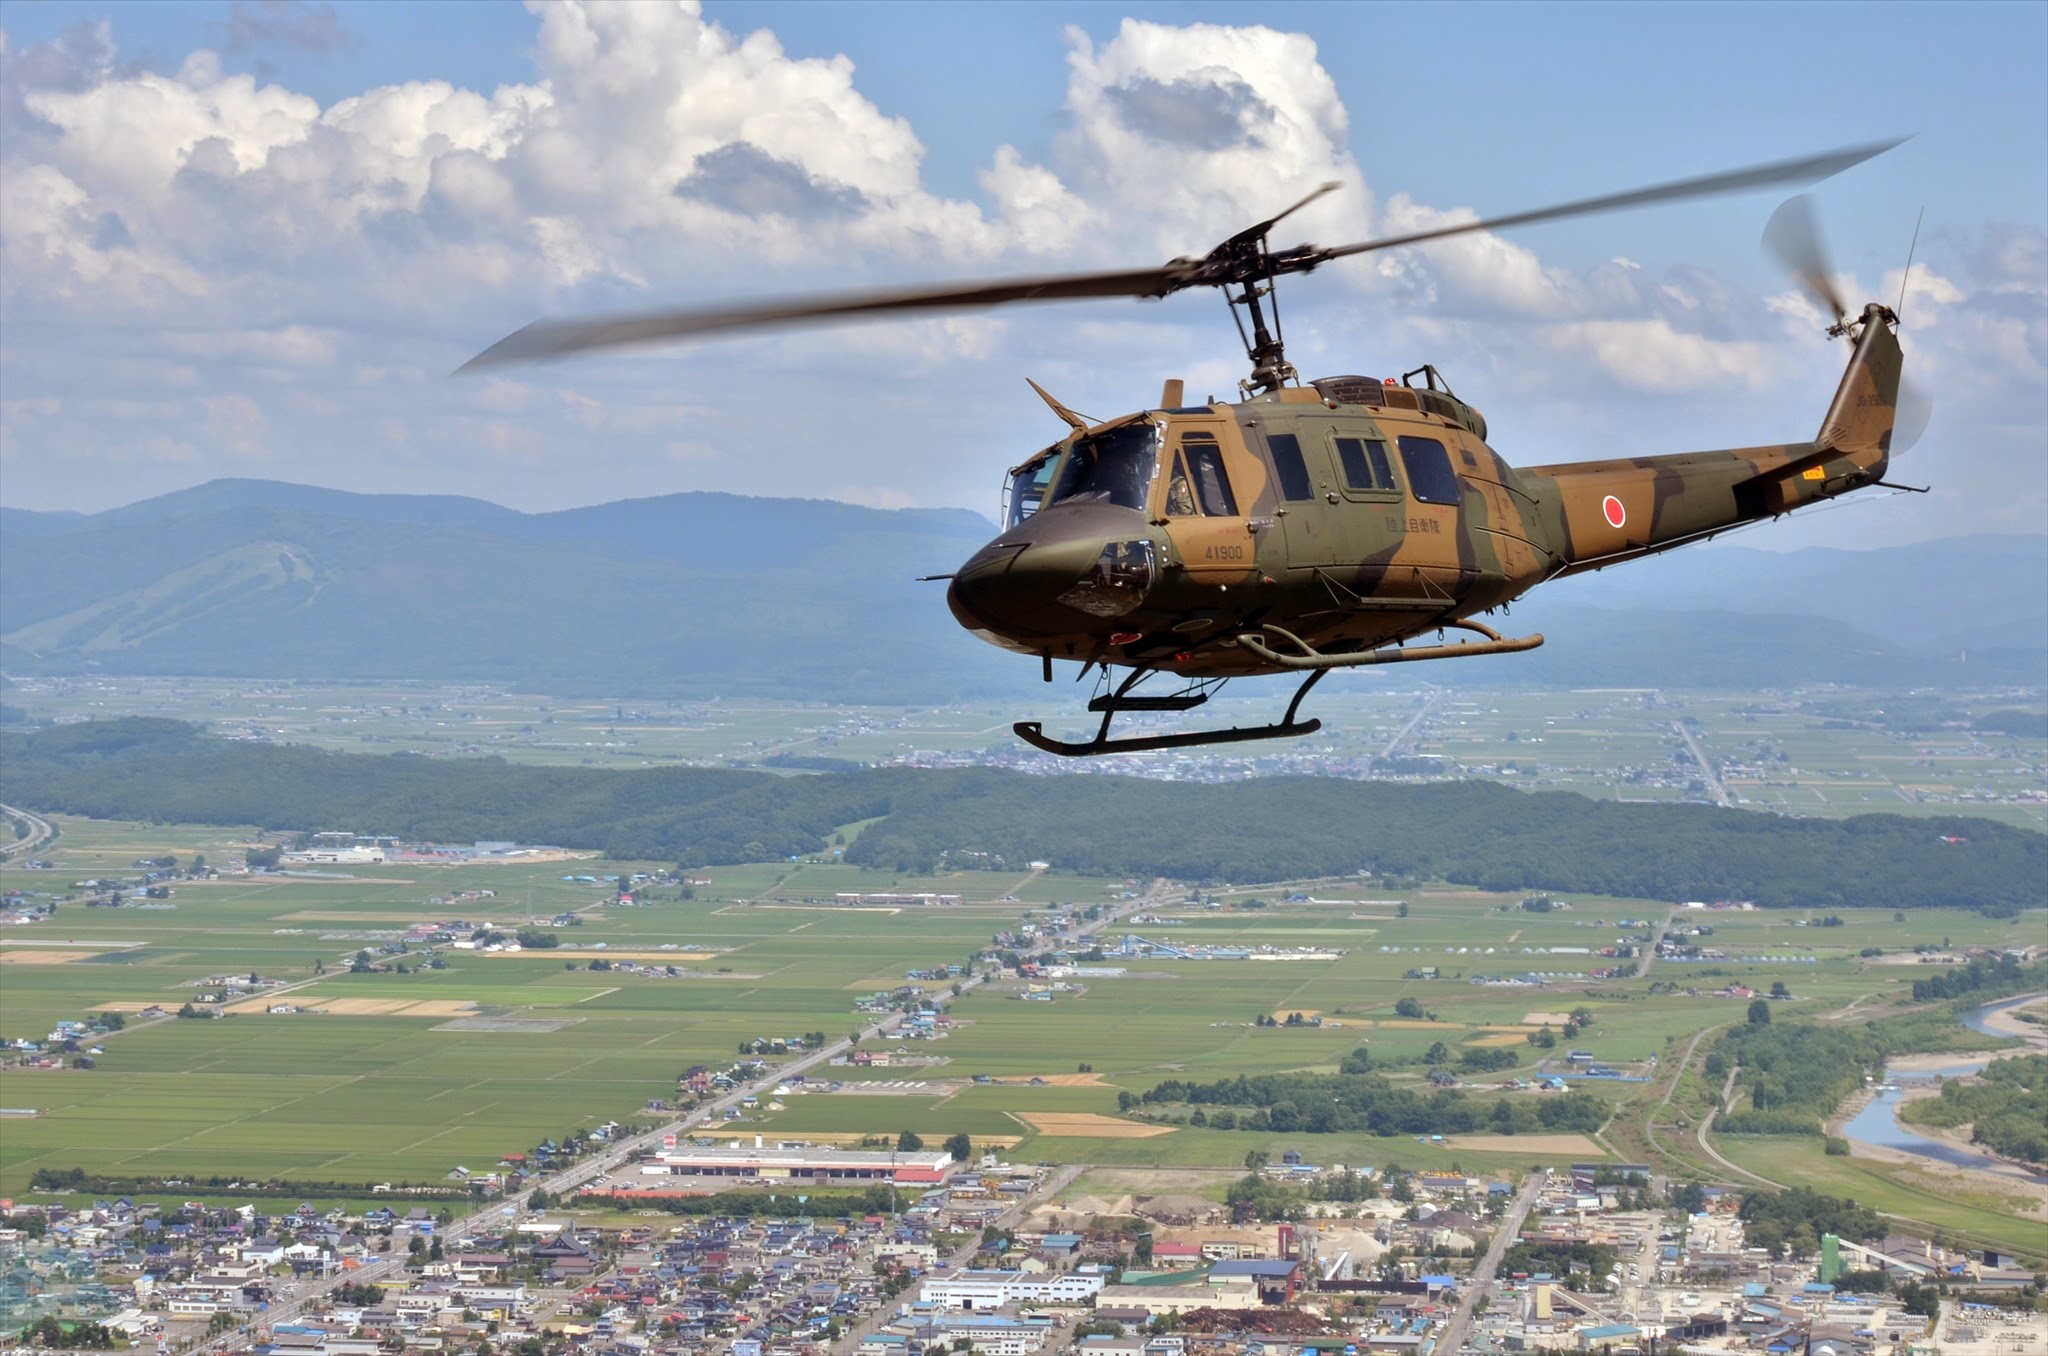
[1960,992,2043,1038]
[1837,993,2048,1183]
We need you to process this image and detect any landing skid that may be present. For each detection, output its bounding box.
[1013,619,1543,757]
[1014,668,1327,758]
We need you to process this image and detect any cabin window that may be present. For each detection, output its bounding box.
[1397,435,1462,506]
[1335,436,1397,492]
[1166,454,1197,516]
[1007,452,1058,527]
[1182,436,1238,516]
[1266,433,1315,502]
[1047,423,1159,512]
[1367,438,1394,487]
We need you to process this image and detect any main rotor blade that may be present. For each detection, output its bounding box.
[460,265,1185,369]
[1762,194,1848,324]
[462,139,1904,371]
[1220,179,1342,252]
[1312,138,1905,267]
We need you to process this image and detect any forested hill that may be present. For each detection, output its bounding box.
[4,720,2042,915]
[4,479,2042,699]
[0,480,1011,703]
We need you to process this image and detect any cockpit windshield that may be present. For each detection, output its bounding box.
[1006,450,1059,529]
[1046,422,1159,512]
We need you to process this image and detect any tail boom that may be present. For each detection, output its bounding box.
[1525,303,1903,575]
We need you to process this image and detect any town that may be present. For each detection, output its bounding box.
[6,1143,2042,1356]
[3,750,2043,1356]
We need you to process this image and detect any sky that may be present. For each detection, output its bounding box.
[1,0,2043,552]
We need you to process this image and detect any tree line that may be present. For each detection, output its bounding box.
[1130,1069,1608,1137]
[1711,1018,1890,1137]
[12,1318,118,1349]
[1911,953,2037,1003]
[1709,966,2044,1137]
[2,719,2042,912]
[27,1165,471,1202]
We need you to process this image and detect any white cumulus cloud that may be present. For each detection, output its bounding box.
[0,1,2036,546]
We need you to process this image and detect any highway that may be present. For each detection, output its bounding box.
[0,801,57,862]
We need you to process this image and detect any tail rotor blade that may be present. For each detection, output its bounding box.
[1892,374,1933,456]
[1763,194,1848,325]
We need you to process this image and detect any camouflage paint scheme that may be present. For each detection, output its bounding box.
[946,303,1902,679]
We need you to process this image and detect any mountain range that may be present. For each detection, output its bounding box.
[3,479,2042,699]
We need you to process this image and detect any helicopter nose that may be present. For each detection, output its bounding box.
[946,507,1157,643]
[947,534,1105,636]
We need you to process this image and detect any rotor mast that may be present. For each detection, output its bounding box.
[1199,183,1341,398]
[1226,270,1298,398]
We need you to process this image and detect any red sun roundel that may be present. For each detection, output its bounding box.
[1601,495,1627,529]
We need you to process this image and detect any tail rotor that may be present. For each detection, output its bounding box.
[1764,194,1932,456]
[1764,194,1850,330]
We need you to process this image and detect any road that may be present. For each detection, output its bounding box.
[181,1255,409,1355]
[1638,1021,1730,1174]
[256,1255,408,1328]
[498,884,1161,1356]
[1432,1172,1544,1355]
[508,880,1170,1209]
[1610,1215,1665,1323]
[1632,908,1675,982]
[533,1002,928,1201]
[181,988,938,1354]
[88,956,376,1047]
[1695,1088,1782,1189]
[183,885,1168,1353]
[1381,691,1441,762]
[0,801,56,862]
[1671,722,1731,808]
[829,1161,1089,1355]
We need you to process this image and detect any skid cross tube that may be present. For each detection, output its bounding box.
[1235,618,1544,670]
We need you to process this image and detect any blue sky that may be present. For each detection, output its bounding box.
[2,0,2042,551]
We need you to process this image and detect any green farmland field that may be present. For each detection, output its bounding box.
[3,808,2043,1258]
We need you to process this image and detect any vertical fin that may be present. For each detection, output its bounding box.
[1813,303,1902,474]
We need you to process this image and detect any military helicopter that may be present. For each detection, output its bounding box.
[467,140,1920,756]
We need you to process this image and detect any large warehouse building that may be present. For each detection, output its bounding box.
[640,1144,956,1186]
[918,1269,1107,1309]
